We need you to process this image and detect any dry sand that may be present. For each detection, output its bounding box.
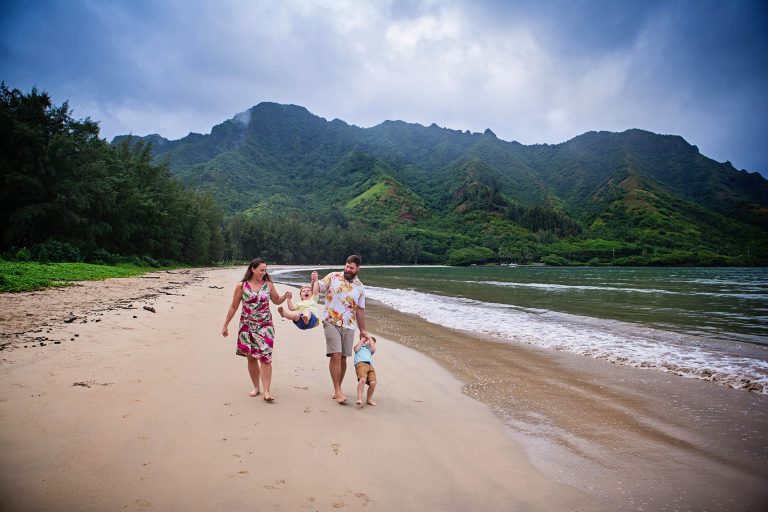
[0,267,610,511]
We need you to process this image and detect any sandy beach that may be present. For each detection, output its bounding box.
[1,266,766,511]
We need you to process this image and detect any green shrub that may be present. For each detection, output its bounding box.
[540,254,567,266]
[14,247,32,262]
[446,246,497,266]
[88,248,119,265]
[30,240,82,262]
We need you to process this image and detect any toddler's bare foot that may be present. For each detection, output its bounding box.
[366,400,377,406]
[249,389,260,397]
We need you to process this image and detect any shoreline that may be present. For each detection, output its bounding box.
[365,299,768,509]
[0,267,609,511]
[2,266,767,510]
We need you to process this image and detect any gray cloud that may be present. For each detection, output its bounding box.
[1,0,766,175]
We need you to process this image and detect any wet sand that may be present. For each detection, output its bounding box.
[367,304,768,510]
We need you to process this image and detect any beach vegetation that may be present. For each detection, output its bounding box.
[0,260,157,292]
[445,246,497,266]
[0,83,224,267]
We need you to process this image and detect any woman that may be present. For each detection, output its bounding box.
[221,258,290,402]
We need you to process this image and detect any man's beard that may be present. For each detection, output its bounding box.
[343,270,357,281]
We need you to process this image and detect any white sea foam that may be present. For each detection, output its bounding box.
[366,286,768,393]
[475,280,768,300]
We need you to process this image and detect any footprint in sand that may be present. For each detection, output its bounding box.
[331,443,341,455]
[354,492,372,506]
[134,498,151,510]
[332,501,345,508]
[304,407,311,413]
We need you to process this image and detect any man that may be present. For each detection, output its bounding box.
[312,255,369,404]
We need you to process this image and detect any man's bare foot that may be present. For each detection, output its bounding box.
[249,389,260,397]
[366,400,377,406]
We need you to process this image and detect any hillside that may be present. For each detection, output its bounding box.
[113,102,768,265]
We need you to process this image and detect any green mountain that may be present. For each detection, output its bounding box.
[112,102,768,265]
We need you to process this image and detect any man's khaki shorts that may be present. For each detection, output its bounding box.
[355,362,376,384]
[323,321,355,357]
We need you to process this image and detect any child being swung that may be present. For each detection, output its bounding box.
[277,275,320,330]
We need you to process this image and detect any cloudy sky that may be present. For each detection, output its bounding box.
[2,0,767,176]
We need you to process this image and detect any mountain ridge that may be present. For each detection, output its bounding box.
[112,101,768,265]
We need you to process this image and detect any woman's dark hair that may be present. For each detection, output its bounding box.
[242,258,272,282]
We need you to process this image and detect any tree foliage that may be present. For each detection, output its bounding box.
[0,84,223,264]
[7,88,765,267]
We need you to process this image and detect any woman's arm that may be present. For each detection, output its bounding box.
[268,282,290,304]
[221,283,243,337]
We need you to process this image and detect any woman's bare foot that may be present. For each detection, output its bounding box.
[263,394,274,403]
[333,393,348,404]
[249,389,260,397]
[356,398,363,405]
[366,400,377,406]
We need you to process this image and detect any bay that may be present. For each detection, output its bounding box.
[274,266,768,393]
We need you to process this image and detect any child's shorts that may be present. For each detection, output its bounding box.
[294,312,318,330]
[355,362,376,384]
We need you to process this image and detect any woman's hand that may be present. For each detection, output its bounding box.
[222,326,228,337]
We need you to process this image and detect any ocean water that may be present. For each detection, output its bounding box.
[273,266,768,393]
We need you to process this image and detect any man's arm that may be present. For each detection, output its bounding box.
[311,272,319,298]
[355,306,368,340]
[314,271,331,294]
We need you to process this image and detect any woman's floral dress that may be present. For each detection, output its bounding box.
[236,280,274,363]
